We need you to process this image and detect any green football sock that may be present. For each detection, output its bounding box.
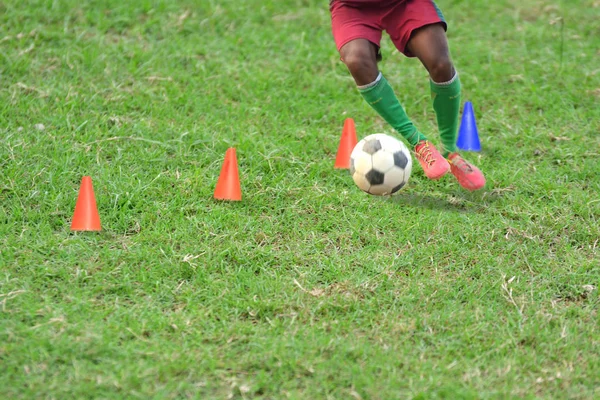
[358,73,426,147]
[430,73,461,157]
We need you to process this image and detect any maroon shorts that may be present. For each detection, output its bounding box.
[330,0,447,58]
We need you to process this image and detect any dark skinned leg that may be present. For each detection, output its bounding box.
[407,23,460,156]
[406,24,485,189]
[339,39,426,147]
[339,38,379,86]
[406,23,454,83]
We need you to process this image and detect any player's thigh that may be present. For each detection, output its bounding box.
[330,1,383,57]
[382,0,448,58]
[405,23,450,66]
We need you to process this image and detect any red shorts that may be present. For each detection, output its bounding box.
[330,0,447,58]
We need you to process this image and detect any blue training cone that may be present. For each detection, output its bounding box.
[456,101,481,151]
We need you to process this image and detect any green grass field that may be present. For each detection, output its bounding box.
[1,0,599,398]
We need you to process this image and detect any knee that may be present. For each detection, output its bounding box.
[428,56,455,83]
[341,48,378,85]
[343,50,373,72]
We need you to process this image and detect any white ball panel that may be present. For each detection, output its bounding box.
[350,141,365,159]
[383,166,406,188]
[371,151,395,173]
[368,183,393,196]
[377,134,404,153]
[352,172,371,193]
[352,152,373,175]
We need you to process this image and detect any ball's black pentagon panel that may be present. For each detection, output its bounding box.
[349,157,355,175]
[362,139,382,155]
[365,169,385,185]
[393,151,409,169]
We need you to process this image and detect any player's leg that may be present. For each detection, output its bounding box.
[338,38,379,86]
[406,23,459,157]
[384,0,484,190]
[371,1,450,179]
[406,24,485,191]
[330,2,447,179]
[339,39,427,152]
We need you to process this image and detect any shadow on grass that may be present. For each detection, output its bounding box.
[389,188,491,213]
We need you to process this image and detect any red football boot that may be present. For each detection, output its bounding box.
[414,140,450,180]
[447,152,486,191]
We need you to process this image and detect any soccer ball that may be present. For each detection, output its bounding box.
[350,133,412,196]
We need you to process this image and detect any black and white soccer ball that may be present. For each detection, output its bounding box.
[349,134,412,196]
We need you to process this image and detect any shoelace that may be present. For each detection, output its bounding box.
[416,143,435,166]
[450,155,473,173]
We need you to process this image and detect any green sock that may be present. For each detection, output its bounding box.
[358,73,426,147]
[430,73,461,157]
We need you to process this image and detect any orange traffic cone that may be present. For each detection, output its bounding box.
[71,176,102,231]
[334,118,358,169]
[213,147,242,201]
